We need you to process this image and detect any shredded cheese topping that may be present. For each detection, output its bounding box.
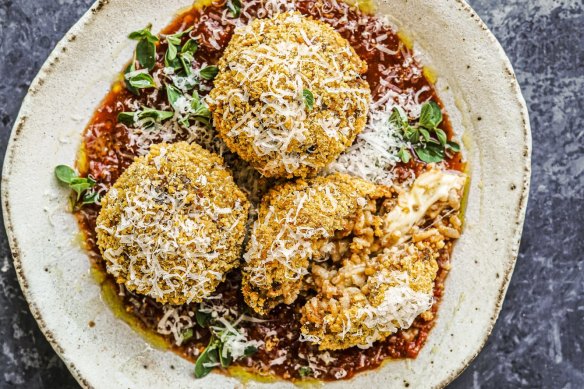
[96,143,250,305]
[355,271,433,345]
[209,12,371,178]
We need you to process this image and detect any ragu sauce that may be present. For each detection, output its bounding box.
[76,0,465,382]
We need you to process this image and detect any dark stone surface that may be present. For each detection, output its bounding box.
[0,0,582,387]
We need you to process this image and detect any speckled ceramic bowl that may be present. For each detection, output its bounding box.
[1,0,530,388]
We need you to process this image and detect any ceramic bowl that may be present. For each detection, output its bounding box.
[1,0,530,388]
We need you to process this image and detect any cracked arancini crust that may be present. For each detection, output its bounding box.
[241,173,390,315]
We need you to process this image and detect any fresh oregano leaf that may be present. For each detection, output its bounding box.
[435,128,447,145]
[128,24,159,43]
[54,165,77,184]
[128,72,156,89]
[191,91,211,118]
[243,345,258,357]
[117,108,173,126]
[117,112,137,125]
[136,39,157,70]
[226,0,242,18]
[199,65,219,81]
[194,338,219,378]
[388,106,408,129]
[166,41,178,61]
[302,89,314,111]
[447,141,461,152]
[181,328,194,342]
[195,311,212,328]
[419,101,443,129]
[181,39,198,56]
[397,147,411,164]
[179,53,194,76]
[82,191,100,205]
[54,165,98,205]
[218,341,233,368]
[419,128,431,142]
[415,142,445,163]
[124,59,139,96]
[299,366,313,377]
[166,84,182,110]
[140,108,174,122]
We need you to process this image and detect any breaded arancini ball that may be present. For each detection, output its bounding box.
[209,12,371,179]
[241,168,465,350]
[96,142,250,305]
[241,173,388,315]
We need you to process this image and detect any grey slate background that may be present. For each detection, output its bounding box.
[0,0,582,387]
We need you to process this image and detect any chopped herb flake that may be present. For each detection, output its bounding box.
[199,65,219,81]
[302,89,314,111]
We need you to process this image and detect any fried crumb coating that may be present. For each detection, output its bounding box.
[242,166,466,349]
[96,142,250,305]
[241,173,387,315]
[209,12,371,178]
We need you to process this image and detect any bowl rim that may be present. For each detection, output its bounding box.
[1,0,531,388]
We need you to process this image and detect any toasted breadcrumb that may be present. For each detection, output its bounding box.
[96,142,250,305]
[209,12,371,178]
[241,173,389,315]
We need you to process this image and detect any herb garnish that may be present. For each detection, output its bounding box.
[128,24,159,70]
[199,65,219,81]
[390,100,460,164]
[298,366,313,377]
[164,26,194,64]
[126,71,157,89]
[165,84,182,110]
[181,328,194,342]
[117,107,174,127]
[184,92,212,127]
[226,0,242,18]
[195,310,212,328]
[193,309,260,378]
[190,91,211,119]
[123,59,140,96]
[303,89,314,111]
[195,336,220,378]
[177,39,199,76]
[121,25,213,132]
[54,165,100,206]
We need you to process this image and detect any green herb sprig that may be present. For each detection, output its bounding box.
[117,107,174,128]
[178,39,199,76]
[181,328,194,342]
[165,84,211,128]
[125,69,157,90]
[164,26,194,64]
[121,25,214,131]
[303,89,314,111]
[124,25,160,95]
[54,165,100,206]
[390,101,460,164]
[298,366,313,378]
[129,24,159,70]
[193,310,258,378]
[226,0,242,18]
[163,33,199,78]
[199,65,219,81]
[194,336,220,378]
